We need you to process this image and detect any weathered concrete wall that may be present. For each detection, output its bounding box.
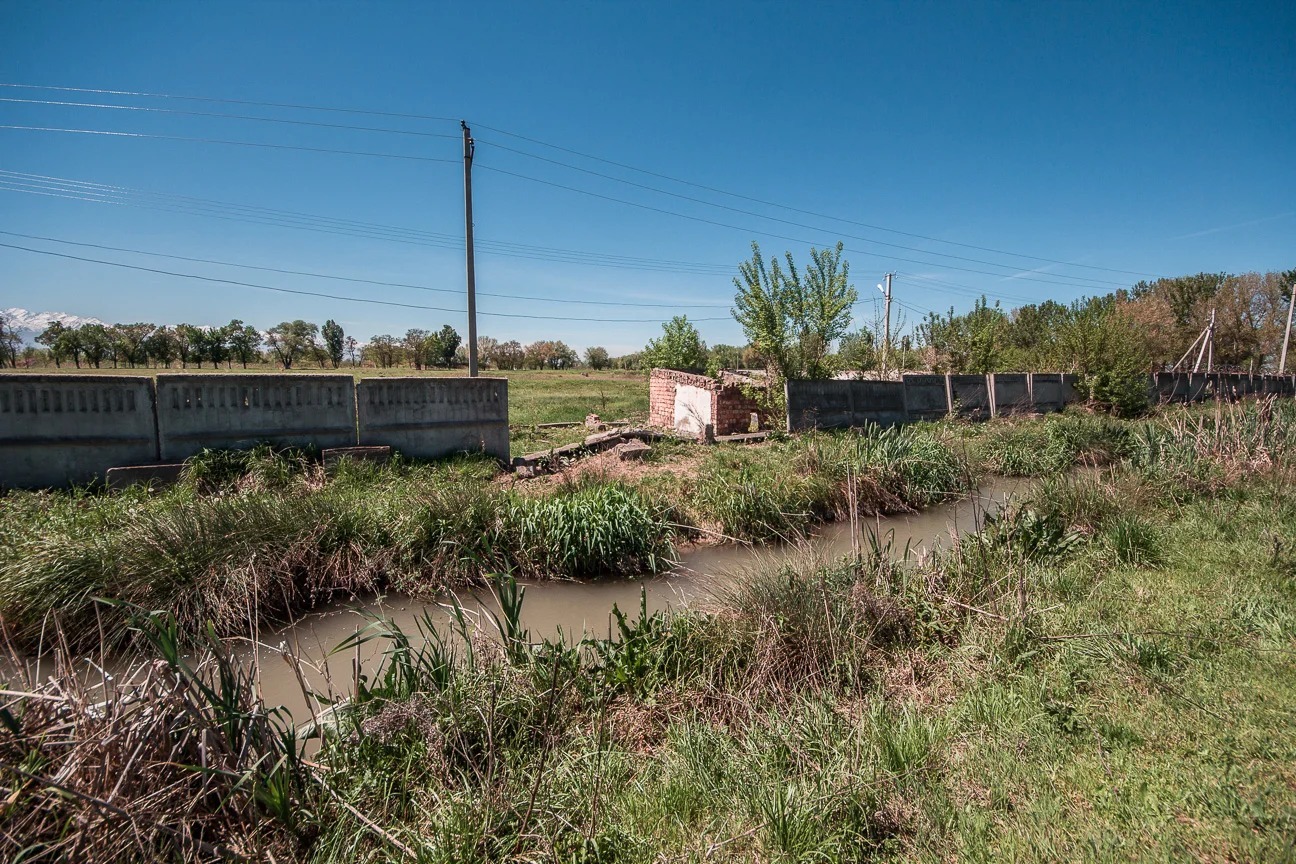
[989,373,1031,416]
[948,374,991,419]
[1029,373,1065,413]
[357,377,508,462]
[786,380,907,431]
[0,375,158,489]
[156,374,357,460]
[902,374,949,420]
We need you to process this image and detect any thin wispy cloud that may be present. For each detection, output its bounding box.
[1173,212,1296,240]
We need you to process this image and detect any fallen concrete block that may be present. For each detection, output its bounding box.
[322,445,392,466]
[615,440,651,460]
[106,463,186,491]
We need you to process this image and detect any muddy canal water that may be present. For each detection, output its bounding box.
[245,479,1026,718]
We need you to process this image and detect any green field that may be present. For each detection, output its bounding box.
[4,366,650,455]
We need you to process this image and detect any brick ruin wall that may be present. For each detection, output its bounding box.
[648,368,768,436]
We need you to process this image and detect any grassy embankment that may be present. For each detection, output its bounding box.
[2,366,649,456]
[0,422,970,652]
[3,402,1295,861]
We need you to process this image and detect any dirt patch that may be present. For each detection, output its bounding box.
[502,444,710,492]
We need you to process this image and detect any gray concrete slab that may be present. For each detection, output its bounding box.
[902,374,949,420]
[947,374,991,419]
[989,373,1031,416]
[106,462,185,491]
[1029,373,1065,412]
[786,379,907,431]
[0,375,158,489]
[156,374,357,460]
[357,377,508,463]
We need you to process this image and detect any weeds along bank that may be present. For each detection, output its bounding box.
[4,400,1295,861]
[0,424,972,651]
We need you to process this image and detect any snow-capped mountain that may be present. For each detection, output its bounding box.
[1,308,106,344]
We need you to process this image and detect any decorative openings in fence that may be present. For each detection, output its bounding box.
[0,374,510,489]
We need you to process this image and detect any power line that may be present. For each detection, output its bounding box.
[0,82,458,122]
[0,170,736,275]
[0,240,732,323]
[478,135,1131,289]
[0,230,731,309]
[0,125,459,163]
[0,96,460,138]
[1,80,1159,281]
[478,163,1136,292]
[471,121,1162,280]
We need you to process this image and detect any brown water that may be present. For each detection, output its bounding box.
[242,478,1026,722]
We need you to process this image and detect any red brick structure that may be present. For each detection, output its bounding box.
[648,368,767,436]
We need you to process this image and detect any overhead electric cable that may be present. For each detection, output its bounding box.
[478,164,1131,292]
[0,240,732,322]
[0,96,460,138]
[0,82,458,122]
[478,136,1129,289]
[0,125,458,162]
[0,230,731,308]
[0,171,734,275]
[471,121,1161,280]
[0,81,1157,280]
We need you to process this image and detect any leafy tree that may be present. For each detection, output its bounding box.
[225,320,262,368]
[0,313,20,368]
[706,344,743,376]
[109,323,154,368]
[345,335,359,366]
[174,324,208,368]
[836,328,877,374]
[78,324,113,368]
[584,346,610,370]
[37,321,79,368]
[366,334,400,368]
[144,326,179,368]
[201,327,230,368]
[265,320,318,369]
[476,336,499,369]
[614,351,643,370]
[642,316,707,372]
[427,324,461,368]
[919,298,1011,373]
[321,319,345,369]
[494,340,525,370]
[403,329,430,370]
[732,242,857,379]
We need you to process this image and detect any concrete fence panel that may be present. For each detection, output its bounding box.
[785,379,907,431]
[1029,373,1065,413]
[156,374,357,460]
[0,375,158,488]
[989,373,1031,416]
[1060,374,1081,405]
[902,374,949,420]
[947,374,991,419]
[357,377,509,462]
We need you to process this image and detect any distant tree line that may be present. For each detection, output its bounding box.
[6,313,638,373]
[20,318,352,371]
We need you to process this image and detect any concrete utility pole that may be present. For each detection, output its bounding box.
[880,272,894,373]
[1193,307,1216,373]
[1280,284,1296,374]
[462,121,479,377]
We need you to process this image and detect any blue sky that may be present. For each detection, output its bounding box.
[1,1,1292,355]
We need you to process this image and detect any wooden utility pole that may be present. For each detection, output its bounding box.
[881,272,893,373]
[462,121,479,377]
[1280,284,1296,374]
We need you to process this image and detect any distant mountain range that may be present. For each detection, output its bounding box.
[2,308,106,345]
